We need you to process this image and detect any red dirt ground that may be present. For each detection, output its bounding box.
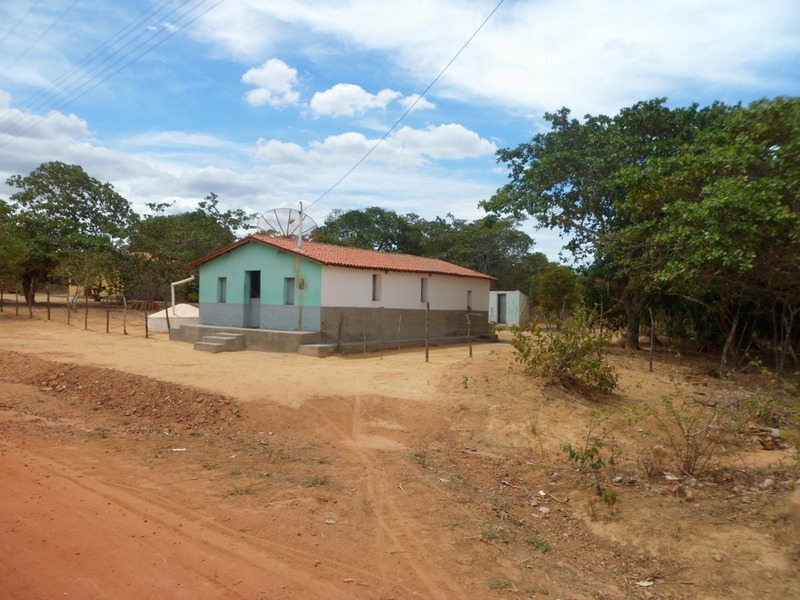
[1,302,799,599]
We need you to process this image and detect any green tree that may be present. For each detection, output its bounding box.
[317,207,424,254]
[5,161,137,304]
[482,99,715,350]
[318,208,540,290]
[417,214,537,290]
[531,263,582,329]
[126,194,255,301]
[638,98,800,373]
[0,201,26,290]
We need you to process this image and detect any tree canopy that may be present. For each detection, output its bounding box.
[1,164,256,304]
[5,161,138,303]
[484,96,800,373]
[316,207,548,291]
[126,193,256,301]
[317,207,424,254]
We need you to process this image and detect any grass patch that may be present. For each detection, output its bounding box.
[225,484,255,496]
[262,444,289,460]
[524,534,552,553]
[86,429,110,439]
[300,475,329,487]
[481,526,512,543]
[488,578,511,590]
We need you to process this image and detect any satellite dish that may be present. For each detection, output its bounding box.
[256,207,318,239]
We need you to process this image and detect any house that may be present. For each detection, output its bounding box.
[489,290,531,328]
[173,235,495,354]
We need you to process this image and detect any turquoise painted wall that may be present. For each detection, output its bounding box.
[198,242,322,306]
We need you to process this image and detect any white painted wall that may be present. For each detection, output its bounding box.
[321,266,490,310]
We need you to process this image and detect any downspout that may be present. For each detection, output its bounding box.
[171,275,196,316]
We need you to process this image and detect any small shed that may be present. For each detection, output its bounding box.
[489,290,531,328]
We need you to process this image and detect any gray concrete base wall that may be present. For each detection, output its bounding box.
[200,303,320,331]
[188,305,493,353]
[199,303,246,328]
[318,307,492,345]
[260,305,321,331]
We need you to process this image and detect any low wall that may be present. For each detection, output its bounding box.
[170,325,322,352]
[318,307,492,346]
[181,306,494,353]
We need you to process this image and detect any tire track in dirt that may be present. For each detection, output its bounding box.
[306,394,468,599]
[3,438,437,599]
[2,441,356,599]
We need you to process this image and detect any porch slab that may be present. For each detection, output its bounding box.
[171,324,322,353]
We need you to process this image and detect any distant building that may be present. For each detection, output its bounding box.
[489,290,531,328]
[176,235,495,354]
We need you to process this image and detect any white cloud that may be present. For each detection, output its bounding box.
[309,83,402,117]
[389,124,496,160]
[196,0,800,117]
[122,131,229,149]
[398,94,436,112]
[253,139,308,164]
[253,123,495,168]
[3,0,796,266]
[241,59,300,107]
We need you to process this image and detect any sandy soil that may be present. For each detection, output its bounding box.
[1,302,799,599]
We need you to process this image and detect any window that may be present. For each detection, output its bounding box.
[217,277,227,303]
[467,290,472,312]
[420,277,429,303]
[284,277,295,305]
[372,274,381,301]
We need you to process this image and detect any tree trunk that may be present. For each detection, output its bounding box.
[621,288,642,350]
[22,273,37,305]
[719,309,740,377]
[626,310,641,350]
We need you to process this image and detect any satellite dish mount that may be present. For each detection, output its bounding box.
[256,204,318,248]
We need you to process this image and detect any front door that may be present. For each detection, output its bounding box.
[245,270,261,328]
[497,293,507,324]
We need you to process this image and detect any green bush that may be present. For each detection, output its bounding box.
[511,308,619,392]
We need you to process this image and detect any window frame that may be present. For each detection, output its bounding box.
[284,277,295,305]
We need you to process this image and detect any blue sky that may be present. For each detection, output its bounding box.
[1,0,798,260]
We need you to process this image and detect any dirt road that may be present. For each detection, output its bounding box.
[1,306,798,599]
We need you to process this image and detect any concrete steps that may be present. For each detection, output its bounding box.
[193,333,245,353]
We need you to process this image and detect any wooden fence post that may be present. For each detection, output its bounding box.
[380,308,385,359]
[122,296,128,335]
[396,314,402,350]
[467,310,472,358]
[424,302,430,363]
[336,312,346,353]
[163,300,171,332]
[27,281,34,318]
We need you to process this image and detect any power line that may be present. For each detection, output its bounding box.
[17,0,180,114]
[0,0,80,78]
[0,0,224,145]
[0,0,209,136]
[305,0,505,211]
[0,0,44,54]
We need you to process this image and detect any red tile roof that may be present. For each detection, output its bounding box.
[191,235,494,280]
